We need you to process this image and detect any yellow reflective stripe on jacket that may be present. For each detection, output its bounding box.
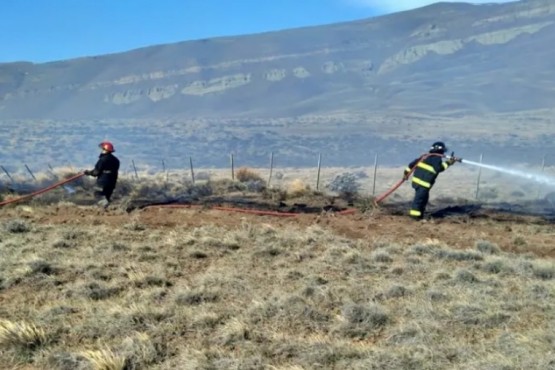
[417,162,436,174]
[442,162,450,170]
[409,210,422,216]
[412,177,431,188]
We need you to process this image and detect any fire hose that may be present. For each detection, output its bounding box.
[374,153,461,204]
[0,172,85,207]
[144,203,358,217]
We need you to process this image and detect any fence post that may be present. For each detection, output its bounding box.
[1,165,14,183]
[132,160,139,180]
[24,164,37,182]
[268,152,274,187]
[189,156,195,184]
[47,164,56,178]
[475,153,483,200]
[316,153,322,191]
[372,153,379,196]
[230,153,235,181]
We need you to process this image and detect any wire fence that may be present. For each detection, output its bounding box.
[1,152,554,204]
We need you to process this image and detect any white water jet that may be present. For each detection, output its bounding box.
[461,159,555,187]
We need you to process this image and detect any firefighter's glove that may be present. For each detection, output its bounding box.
[84,170,92,176]
[446,158,456,166]
[402,172,410,181]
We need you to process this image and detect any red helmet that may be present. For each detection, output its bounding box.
[99,141,115,153]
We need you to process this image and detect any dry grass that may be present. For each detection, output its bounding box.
[81,348,126,370]
[236,167,264,183]
[1,210,555,369]
[0,319,48,350]
[286,178,311,198]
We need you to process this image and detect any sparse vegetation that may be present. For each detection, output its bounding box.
[286,179,311,198]
[236,167,264,183]
[1,187,555,368]
[0,168,555,370]
[326,172,361,200]
[3,219,31,233]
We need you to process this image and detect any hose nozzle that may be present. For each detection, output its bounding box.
[446,152,463,163]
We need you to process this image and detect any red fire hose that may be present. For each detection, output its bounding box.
[0,173,85,207]
[145,203,358,218]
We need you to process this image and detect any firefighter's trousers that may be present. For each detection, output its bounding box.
[409,184,430,219]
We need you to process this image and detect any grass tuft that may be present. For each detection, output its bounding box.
[175,288,220,306]
[453,269,480,283]
[81,348,126,370]
[236,167,264,183]
[336,303,390,338]
[0,319,48,350]
[475,240,501,255]
[3,219,31,233]
[532,262,555,280]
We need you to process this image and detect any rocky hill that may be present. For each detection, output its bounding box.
[1,0,554,120]
[0,0,554,169]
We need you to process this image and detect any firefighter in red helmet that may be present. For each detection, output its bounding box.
[84,141,120,208]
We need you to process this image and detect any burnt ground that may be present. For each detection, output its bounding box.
[1,193,555,259]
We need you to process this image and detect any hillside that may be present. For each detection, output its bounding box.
[1,0,554,168]
[0,0,554,119]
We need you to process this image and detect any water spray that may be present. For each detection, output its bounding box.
[446,156,555,187]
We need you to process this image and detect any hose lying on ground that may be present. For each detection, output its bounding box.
[0,173,85,207]
[144,203,358,218]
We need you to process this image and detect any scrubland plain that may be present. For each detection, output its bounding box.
[1,166,555,369]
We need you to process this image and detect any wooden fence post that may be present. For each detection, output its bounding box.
[230,153,235,181]
[0,165,14,183]
[24,164,37,182]
[132,160,139,180]
[316,153,322,191]
[372,153,379,196]
[268,152,274,187]
[189,156,195,184]
[475,153,483,200]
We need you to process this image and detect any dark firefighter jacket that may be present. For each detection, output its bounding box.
[404,154,451,189]
[90,153,120,189]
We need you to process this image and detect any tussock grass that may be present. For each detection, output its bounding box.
[475,239,501,255]
[1,216,554,368]
[335,303,390,339]
[0,319,48,351]
[532,261,555,280]
[286,179,311,198]
[236,167,264,183]
[81,348,126,370]
[3,219,31,233]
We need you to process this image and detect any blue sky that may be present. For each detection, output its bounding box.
[0,0,513,63]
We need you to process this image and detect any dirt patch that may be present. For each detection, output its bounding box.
[2,200,554,258]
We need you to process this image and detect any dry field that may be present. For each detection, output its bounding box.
[1,167,555,369]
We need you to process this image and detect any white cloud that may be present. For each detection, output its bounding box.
[347,0,515,13]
